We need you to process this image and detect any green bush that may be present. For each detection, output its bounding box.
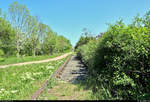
[76,11,150,99]
[76,39,98,70]
[92,19,150,99]
[0,57,4,62]
[0,50,5,62]
[0,49,4,56]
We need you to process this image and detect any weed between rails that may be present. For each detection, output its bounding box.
[37,79,93,100]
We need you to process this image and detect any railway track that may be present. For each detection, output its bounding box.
[31,54,88,100]
[31,54,72,100]
[58,55,87,83]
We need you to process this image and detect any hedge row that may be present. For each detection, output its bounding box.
[76,12,150,99]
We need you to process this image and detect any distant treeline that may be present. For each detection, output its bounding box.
[0,1,72,58]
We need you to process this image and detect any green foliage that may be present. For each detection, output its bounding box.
[43,30,56,55]
[76,39,98,68]
[0,1,72,58]
[76,11,150,100]
[0,49,4,62]
[0,57,67,100]
[0,53,63,65]
[0,16,16,56]
[75,28,96,50]
[93,19,150,99]
[0,58,4,62]
[43,31,72,55]
[0,49,4,56]
[55,35,72,53]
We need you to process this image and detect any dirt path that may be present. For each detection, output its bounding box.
[0,52,72,69]
[38,55,92,100]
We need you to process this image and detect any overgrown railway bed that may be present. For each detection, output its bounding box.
[56,55,87,84]
[31,54,88,100]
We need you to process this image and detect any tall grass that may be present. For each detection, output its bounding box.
[0,56,68,100]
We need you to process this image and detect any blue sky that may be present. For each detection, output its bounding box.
[0,0,150,46]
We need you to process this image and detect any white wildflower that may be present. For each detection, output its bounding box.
[20,76,26,80]
[30,77,35,80]
[46,66,54,70]
[11,90,18,93]
[1,88,5,91]
[33,72,42,76]
[21,72,34,81]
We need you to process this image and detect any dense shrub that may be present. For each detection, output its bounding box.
[76,39,98,71]
[93,21,150,99]
[76,12,150,99]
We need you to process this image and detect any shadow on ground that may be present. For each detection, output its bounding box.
[68,56,92,91]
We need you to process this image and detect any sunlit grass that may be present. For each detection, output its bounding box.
[0,56,68,100]
[0,52,65,65]
[38,80,93,100]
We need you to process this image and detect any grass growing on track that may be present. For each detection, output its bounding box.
[0,53,65,65]
[0,56,69,100]
[37,80,93,100]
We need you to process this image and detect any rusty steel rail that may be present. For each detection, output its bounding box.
[31,54,72,100]
[52,54,72,79]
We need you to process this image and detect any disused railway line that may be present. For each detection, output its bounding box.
[31,54,72,100]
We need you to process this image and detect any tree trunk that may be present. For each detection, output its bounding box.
[16,38,20,58]
[17,51,20,58]
[32,47,36,57]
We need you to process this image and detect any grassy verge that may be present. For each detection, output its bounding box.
[37,80,93,100]
[0,56,69,100]
[0,52,67,65]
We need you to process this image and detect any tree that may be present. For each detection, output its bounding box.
[75,28,95,49]
[8,1,30,57]
[26,16,40,56]
[0,11,16,56]
[37,23,48,55]
[56,35,72,53]
[43,28,57,55]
